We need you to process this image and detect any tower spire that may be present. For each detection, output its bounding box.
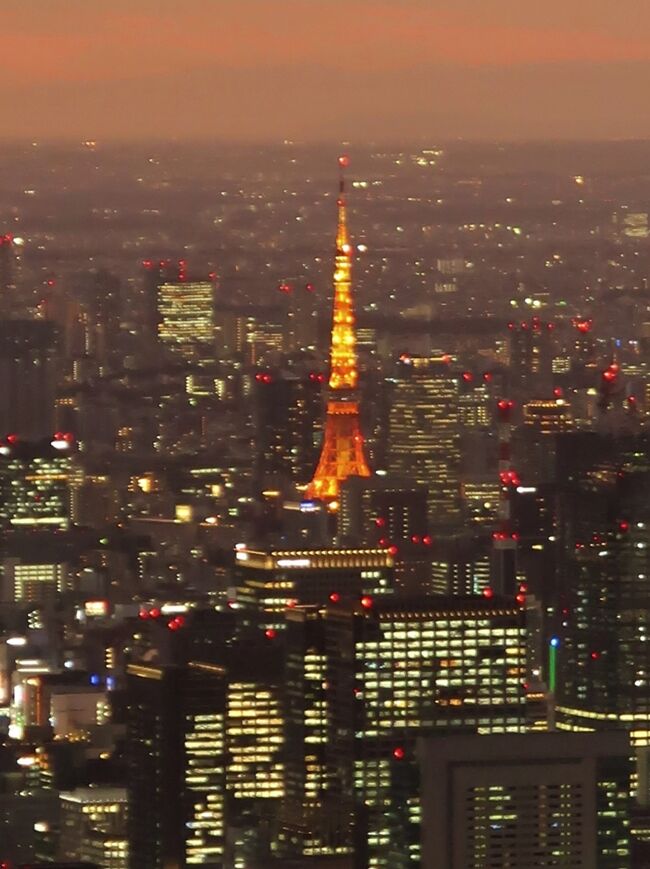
[305,156,371,506]
[329,154,358,392]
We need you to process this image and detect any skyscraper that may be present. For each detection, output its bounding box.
[306,157,370,506]
[157,280,215,360]
[0,232,19,315]
[253,368,324,490]
[233,544,394,629]
[508,317,555,397]
[125,662,226,868]
[283,595,526,865]
[59,788,128,869]
[554,432,650,754]
[0,320,58,439]
[0,435,79,530]
[387,355,461,526]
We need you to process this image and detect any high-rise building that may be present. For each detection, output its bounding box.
[554,432,650,756]
[234,545,394,630]
[141,258,180,345]
[59,788,128,869]
[125,662,226,868]
[283,596,526,865]
[515,396,573,483]
[387,355,461,526]
[429,532,492,595]
[253,368,324,489]
[0,232,21,315]
[157,280,215,360]
[508,317,555,397]
[280,606,332,857]
[0,435,79,530]
[338,475,429,547]
[1,558,70,605]
[0,320,58,439]
[338,475,432,594]
[306,157,371,506]
[418,732,631,869]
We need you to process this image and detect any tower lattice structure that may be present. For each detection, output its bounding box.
[306,157,371,505]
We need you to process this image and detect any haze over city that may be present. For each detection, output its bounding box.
[4,0,650,141]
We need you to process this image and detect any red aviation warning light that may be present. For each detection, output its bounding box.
[602,365,618,383]
[338,154,350,169]
[574,318,593,333]
[496,399,515,422]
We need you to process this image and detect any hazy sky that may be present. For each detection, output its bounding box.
[3,0,650,142]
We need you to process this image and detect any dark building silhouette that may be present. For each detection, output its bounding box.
[253,368,323,491]
[125,662,226,869]
[0,320,58,439]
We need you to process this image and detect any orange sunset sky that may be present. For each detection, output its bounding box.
[2,0,650,141]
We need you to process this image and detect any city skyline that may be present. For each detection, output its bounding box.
[4,0,650,142]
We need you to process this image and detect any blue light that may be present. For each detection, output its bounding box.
[550,637,560,648]
[90,674,101,686]
[106,676,115,690]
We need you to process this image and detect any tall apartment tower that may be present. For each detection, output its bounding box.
[125,662,226,868]
[388,355,461,526]
[306,157,371,506]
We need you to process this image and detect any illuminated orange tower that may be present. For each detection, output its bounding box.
[306,156,371,505]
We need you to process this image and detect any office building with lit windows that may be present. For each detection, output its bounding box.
[281,595,526,866]
[59,788,128,869]
[508,316,555,397]
[157,280,215,359]
[233,546,394,629]
[515,396,574,482]
[338,475,429,547]
[387,355,461,526]
[554,432,650,755]
[0,435,79,530]
[418,732,631,869]
[279,606,339,860]
[125,662,226,869]
[1,558,70,605]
